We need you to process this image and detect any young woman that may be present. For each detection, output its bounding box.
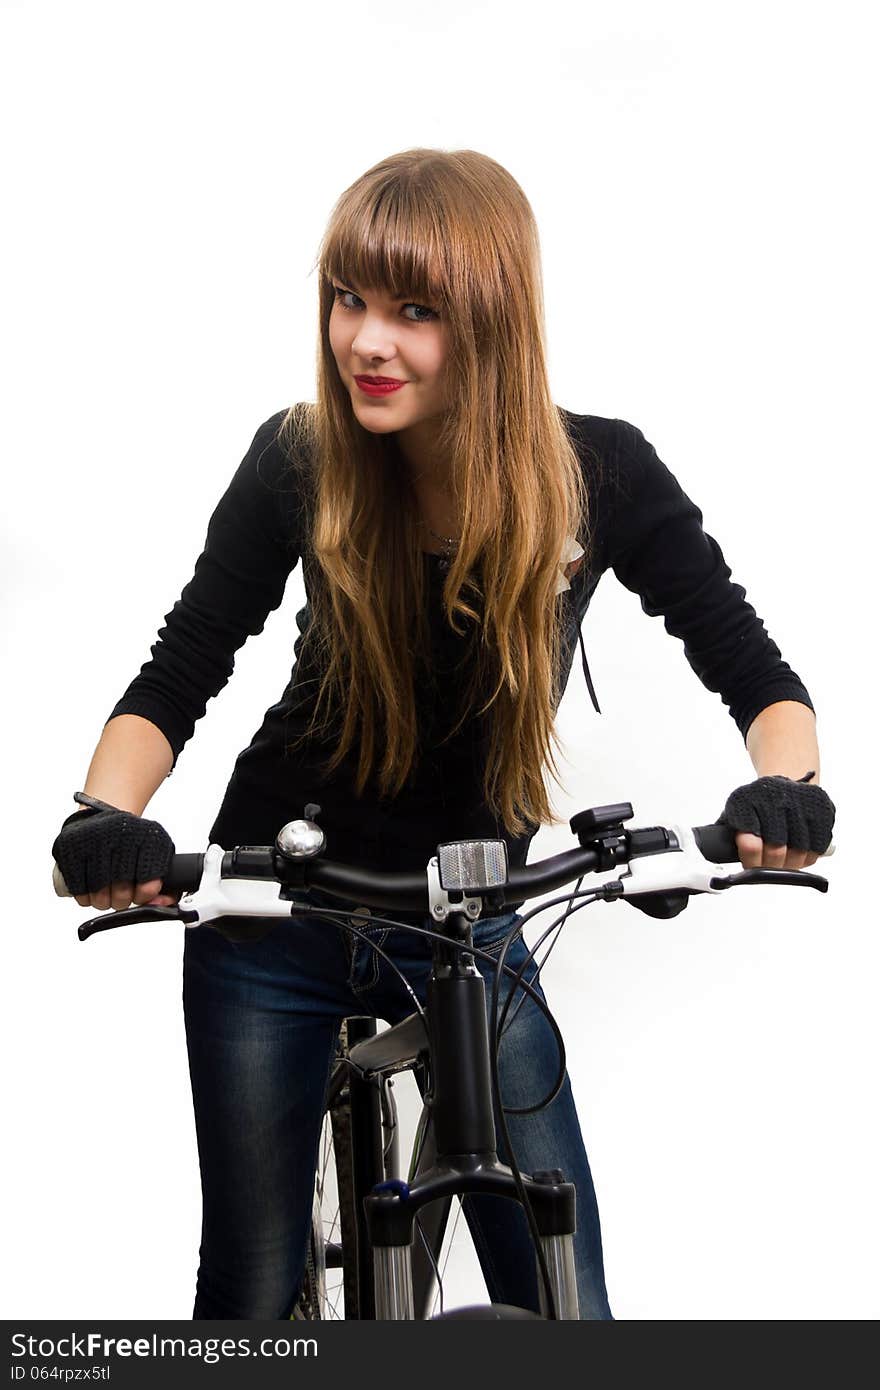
[53,148,835,1320]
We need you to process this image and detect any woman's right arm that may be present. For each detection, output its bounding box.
[60,407,305,913]
[68,714,175,910]
[81,714,174,818]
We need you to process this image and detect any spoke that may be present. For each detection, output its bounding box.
[314,1108,345,1320]
[430,1196,464,1317]
[328,1280,345,1318]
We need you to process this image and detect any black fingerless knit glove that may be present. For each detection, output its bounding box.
[717,771,835,854]
[52,793,175,896]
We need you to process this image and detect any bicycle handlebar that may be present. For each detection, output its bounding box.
[162,822,743,900]
[54,800,832,941]
[52,822,743,901]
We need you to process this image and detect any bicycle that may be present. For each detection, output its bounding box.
[55,797,832,1319]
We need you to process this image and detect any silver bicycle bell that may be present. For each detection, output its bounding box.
[276,803,325,860]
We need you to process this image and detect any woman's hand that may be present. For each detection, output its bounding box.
[74,877,172,911]
[733,830,821,871]
[717,773,835,871]
[53,801,176,909]
[72,880,180,910]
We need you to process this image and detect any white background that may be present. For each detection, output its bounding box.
[2,0,877,1321]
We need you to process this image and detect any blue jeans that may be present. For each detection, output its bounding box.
[182,889,613,1319]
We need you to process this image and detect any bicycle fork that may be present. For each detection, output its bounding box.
[365,924,580,1319]
[369,1170,579,1319]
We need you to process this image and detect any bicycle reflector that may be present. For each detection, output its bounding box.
[437,839,509,894]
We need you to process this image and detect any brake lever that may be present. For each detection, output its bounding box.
[78,905,198,942]
[615,824,830,901]
[708,867,828,892]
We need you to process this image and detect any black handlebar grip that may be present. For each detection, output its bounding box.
[693,823,740,864]
[160,853,204,895]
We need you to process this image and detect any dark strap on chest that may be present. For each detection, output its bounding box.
[578,626,601,715]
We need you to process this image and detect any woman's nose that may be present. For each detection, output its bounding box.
[351,313,397,360]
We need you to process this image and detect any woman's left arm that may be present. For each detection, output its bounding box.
[598,420,832,872]
[741,699,822,869]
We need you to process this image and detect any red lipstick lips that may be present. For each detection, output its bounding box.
[355,375,407,396]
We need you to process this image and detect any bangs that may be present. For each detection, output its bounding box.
[320,184,448,306]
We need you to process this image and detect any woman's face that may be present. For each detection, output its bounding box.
[327,276,450,451]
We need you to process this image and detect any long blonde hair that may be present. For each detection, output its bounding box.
[279,148,594,837]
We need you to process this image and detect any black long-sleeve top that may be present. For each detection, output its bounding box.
[108,407,814,899]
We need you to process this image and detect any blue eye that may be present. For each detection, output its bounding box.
[332,286,438,322]
[333,287,362,312]
[402,302,438,323]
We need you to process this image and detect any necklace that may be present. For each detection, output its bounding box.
[425,523,460,572]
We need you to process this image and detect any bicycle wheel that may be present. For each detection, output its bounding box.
[292,1022,360,1320]
[432,1305,542,1319]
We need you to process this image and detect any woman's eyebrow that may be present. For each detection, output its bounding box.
[333,277,417,303]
